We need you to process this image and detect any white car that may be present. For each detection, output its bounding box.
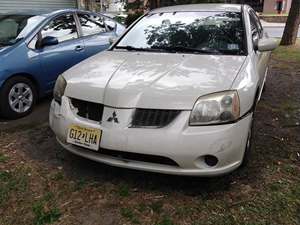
[49,4,277,176]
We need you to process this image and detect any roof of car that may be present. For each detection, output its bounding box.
[151,4,242,13]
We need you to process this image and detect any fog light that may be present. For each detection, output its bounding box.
[204,155,218,167]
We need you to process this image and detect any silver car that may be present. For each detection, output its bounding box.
[49,4,278,176]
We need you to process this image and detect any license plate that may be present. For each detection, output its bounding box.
[67,125,102,151]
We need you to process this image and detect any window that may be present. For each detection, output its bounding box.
[116,11,246,55]
[78,13,106,36]
[105,18,116,32]
[249,10,263,38]
[249,13,260,44]
[0,15,44,46]
[41,14,78,43]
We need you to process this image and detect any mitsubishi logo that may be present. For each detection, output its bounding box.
[107,111,119,123]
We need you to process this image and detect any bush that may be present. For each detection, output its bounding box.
[125,12,144,27]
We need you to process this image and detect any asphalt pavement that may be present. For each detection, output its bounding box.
[0,97,51,132]
[261,20,300,38]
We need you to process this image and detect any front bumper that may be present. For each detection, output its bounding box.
[49,97,253,176]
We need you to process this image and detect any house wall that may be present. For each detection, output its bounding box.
[263,0,292,14]
[0,0,77,12]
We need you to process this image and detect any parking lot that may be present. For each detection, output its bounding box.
[0,45,299,225]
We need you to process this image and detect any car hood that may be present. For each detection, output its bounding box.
[64,51,246,110]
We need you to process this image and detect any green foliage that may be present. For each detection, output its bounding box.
[0,153,9,163]
[126,0,143,11]
[0,169,28,205]
[273,40,300,62]
[32,193,61,225]
[125,12,144,27]
[32,200,61,225]
[156,215,174,225]
[120,207,140,224]
[118,184,130,197]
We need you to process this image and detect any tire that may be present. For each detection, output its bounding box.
[0,76,37,119]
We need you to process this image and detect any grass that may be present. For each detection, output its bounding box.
[118,183,130,197]
[0,168,29,205]
[32,192,61,225]
[155,215,174,225]
[120,207,140,224]
[149,201,163,214]
[50,171,64,181]
[0,153,9,163]
[73,178,87,191]
[273,40,300,62]
[32,202,61,225]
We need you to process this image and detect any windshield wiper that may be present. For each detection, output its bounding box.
[150,46,220,54]
[114,45,154,52]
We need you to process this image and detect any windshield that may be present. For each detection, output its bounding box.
[115,11,246,55]
[0,15,44,47]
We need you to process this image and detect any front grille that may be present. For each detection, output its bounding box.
[71,98,104,122]
[131,109,181,128]
[100,149,179,167]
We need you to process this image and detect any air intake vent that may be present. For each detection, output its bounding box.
[71,98,104,122]
[131,109,180,128]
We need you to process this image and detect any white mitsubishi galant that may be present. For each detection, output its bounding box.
[49,4,278,176]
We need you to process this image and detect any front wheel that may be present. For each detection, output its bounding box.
[0,76,37,119]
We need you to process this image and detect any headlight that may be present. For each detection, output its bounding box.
[53,75,67,104]
[189,90,240,125]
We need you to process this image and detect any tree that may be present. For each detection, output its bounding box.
[280,0,300,46]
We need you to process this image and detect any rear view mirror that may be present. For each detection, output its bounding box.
[41,36,58,47]
[257,38,278,52]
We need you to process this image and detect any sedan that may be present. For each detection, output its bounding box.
[0,9,125,119]
[49,4,277,176]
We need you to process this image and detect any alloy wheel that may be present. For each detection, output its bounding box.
[8,83,33,113]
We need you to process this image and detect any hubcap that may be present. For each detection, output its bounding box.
[8,83,33,113]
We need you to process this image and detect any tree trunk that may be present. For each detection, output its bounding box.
[280,0,300,46]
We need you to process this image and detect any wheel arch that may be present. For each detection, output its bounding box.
[1,73,41,98]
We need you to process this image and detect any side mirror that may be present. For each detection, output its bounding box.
[41,36,58,47]
[257,38,278,52]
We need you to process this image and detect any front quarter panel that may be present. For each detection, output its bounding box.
[231,56,259,116]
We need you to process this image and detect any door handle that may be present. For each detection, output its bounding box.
[75,45,84,51]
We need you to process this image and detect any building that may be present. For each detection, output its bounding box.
[131,0,292,14]
[0,0,107,12]
[0,0,78,12]
[263,0,292,14]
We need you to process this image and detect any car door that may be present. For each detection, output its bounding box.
[37,13,86,91]
[249,10,269,89]
[76,12,116,58]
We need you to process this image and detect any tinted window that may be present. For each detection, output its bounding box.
[78,13,106,36]
[116,11,246,55]
[41,14,78,43]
